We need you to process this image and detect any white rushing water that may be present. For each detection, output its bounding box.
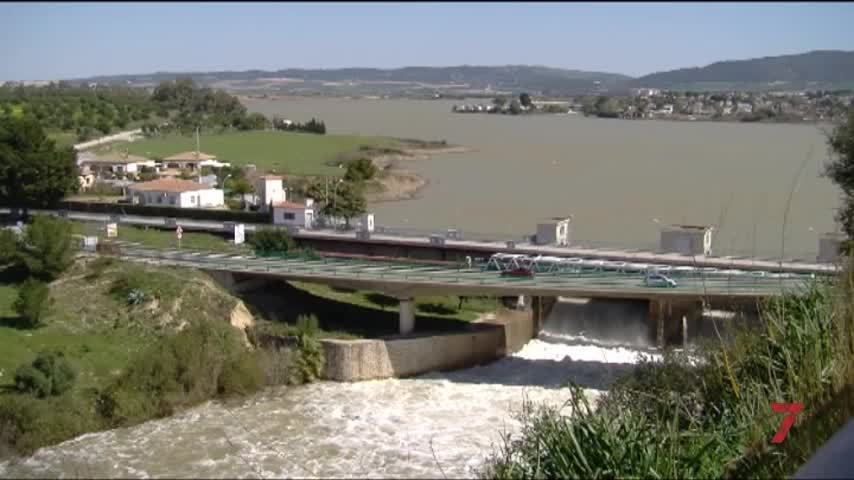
[0,312,658,479]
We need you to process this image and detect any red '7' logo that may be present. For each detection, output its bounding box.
[770,403,803,444]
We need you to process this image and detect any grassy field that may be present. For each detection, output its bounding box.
[122,131,395,176]
[71,221,251,254]
[0,259,233,390]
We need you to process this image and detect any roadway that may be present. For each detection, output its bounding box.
[103,244,816,302]
[10,208,840,276]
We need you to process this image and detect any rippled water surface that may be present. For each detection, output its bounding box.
[0,309,658,478]
[245,97,838,259]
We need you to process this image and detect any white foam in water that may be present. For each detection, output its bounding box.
[0,327,655,478]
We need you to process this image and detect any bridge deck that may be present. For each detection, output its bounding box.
[20,208,835,275]
[105,245,818,301]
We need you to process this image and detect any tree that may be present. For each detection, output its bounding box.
[17,214,76,281]
[0,117,79,207]
[14,278,52,328]
[324,181,367,228]
[14,350,75,397]
[492,97,507,107]
[227,177,254,196]
[227,177,254,209]
[344,158,378,183]
[519,93,532,108]
[826,109,854,239]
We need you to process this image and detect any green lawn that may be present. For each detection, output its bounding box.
[123,131,395,176]
[71,221,251,254]
[290,281,500,323]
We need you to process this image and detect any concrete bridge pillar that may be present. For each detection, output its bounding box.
[399,297,415,335]
[531,296,557,337]
[648,298,703,348]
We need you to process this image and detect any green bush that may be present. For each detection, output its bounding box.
[14,350,76,398]
[248,227,295,254]
[97,320,264,427]
[13,278,52,328]
[17,214,76,281]
[0,228,17,265]
[288,314,324,384]
[483,276,854,479]
[0,390,103,456]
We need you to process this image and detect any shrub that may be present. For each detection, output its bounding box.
[248,227,295,254]
[0,390,103,456]
[14,350,76,398]
[17,214,76,281]
[13,278,52,328]
[483,276,854,479]
[288,314,324,384]
[97,320,264,426]
[0,228,18,265]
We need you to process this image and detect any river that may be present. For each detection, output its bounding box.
[245,97,839,259]
[0,303,660,478]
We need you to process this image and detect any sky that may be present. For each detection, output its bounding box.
[2,2,854,81]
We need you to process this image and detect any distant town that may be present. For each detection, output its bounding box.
[452,88,854,123]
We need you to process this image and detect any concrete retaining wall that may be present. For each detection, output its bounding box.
[321,308,535,381]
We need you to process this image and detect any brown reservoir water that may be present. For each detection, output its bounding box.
[246,97,839,260]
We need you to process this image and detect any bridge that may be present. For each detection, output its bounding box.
[98,243,817,346]
[15,208,841,276]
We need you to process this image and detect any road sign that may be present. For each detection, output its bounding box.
[176,226,183,240]
[233,224,245,245]
[106,223,118,238]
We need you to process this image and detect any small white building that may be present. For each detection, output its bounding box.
[127,179,225,208]
[79,151,156,177]
[255,175,287,212]
[660,225,714,256]
[536,217,572,246]
[272,199,316,229]
[161,151,230,171]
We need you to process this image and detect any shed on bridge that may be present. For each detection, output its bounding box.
[660,224,713,256]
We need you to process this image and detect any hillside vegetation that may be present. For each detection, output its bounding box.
[633,50,854,91]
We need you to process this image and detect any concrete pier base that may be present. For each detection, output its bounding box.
[648,298,703,348]
[399,298,415,334]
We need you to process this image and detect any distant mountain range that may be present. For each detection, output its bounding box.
[66,50,854,95]
[631,50,854,91]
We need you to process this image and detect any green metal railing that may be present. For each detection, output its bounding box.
[109,245,812,297]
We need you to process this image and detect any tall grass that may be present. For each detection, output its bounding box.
[482,262,854,479]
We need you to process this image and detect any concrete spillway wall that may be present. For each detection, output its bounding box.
[321,308,534,381]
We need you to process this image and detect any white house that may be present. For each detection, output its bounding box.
[127,178,225,208]
[737,102,754,114]
[254,175,287,211]
[161,151,230,171]
[272,199,315,229]
[79,151,157,178]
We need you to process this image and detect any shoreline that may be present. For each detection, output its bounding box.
[366,144,473,204]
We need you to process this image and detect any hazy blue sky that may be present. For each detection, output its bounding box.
[2,2,854,80]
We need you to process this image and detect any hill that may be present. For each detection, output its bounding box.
[70,65,632,96]
[632,50,854,91]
